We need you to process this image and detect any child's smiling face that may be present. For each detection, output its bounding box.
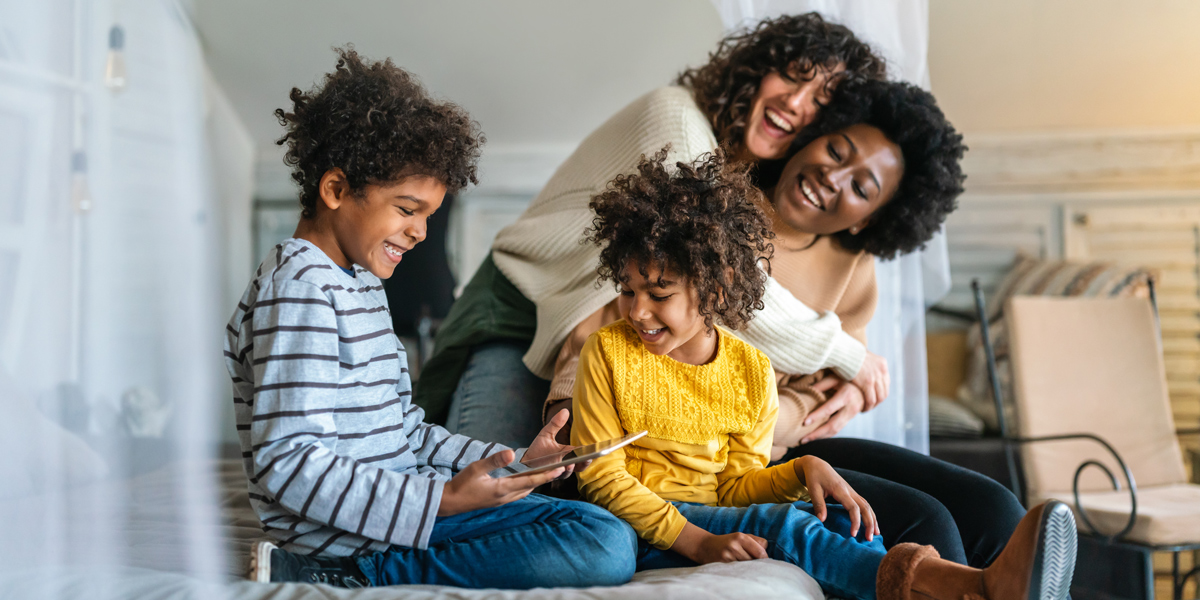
[617,260,718,366]
[309,169,446,279]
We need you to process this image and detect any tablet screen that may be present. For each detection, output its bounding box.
[504,430,648,476]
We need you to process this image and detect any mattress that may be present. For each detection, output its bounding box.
[0,459,825,600]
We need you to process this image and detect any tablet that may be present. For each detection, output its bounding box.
[501,430,648,477]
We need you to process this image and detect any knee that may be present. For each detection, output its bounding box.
[972,476,1025,518]
[571,503,637,585]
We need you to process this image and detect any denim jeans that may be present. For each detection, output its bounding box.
[783,438,1025,568]
[445,341,548,449]
[636,501,886,600]
[355,494,637,589]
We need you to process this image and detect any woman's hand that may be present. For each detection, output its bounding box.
[800,380,866,443]
[849,351,889,410]
[792,456,879,540]
[671,522,768,564]
[438,450,565,516]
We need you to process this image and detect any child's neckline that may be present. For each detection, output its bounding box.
[624,321,723,367]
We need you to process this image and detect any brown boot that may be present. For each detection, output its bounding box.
[876,501,1077,600]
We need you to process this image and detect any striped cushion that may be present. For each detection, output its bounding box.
[957,253,1155,433]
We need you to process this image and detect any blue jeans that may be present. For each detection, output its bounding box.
[638,501,886,600]
[445,341,548,449]
[785,438,1025,568]
[355,494,637,589]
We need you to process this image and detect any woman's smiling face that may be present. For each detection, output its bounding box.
[742,66,842,161]
[772,123,903,235]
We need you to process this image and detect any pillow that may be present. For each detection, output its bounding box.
[0,371,108,500]
[957,253,1155,434]
[928,395,985,438]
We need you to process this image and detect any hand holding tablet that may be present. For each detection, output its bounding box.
[503,430,648,478]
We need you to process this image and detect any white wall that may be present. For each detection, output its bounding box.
[193,0,725,196]
[929,0,1200,134]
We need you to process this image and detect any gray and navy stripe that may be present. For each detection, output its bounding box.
[224,238,523,556]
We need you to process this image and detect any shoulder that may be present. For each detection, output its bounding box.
[718,327,774,377]
[260,239,338,288]
[250,239,348,306]
[584,87,716,164]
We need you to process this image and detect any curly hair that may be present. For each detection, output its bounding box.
[587,148,775,331]
[788,78,966,259]
[676,12,886,158]
[275,47,484,218]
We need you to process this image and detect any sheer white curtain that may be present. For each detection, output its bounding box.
[0,0,251,595]
[712,0,950,452]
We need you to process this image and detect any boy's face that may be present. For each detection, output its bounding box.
[321,171,446,279]
[617,260,716,366]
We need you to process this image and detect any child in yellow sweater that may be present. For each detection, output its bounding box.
[572,149,1076,600]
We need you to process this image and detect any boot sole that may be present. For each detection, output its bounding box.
[250,540,277,583]
[1029,500,1077,600]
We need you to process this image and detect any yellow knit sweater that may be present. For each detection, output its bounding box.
[572,321,809,550]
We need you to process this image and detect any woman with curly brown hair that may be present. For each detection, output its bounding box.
[418,10,887,453]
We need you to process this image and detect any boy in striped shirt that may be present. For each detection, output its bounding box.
[223,48,635,590]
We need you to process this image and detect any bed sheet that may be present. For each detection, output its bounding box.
[0,459,825,600]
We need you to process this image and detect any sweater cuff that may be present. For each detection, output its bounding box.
[653,506,691,551]
[774,461,812,503]
[827,329,867,381]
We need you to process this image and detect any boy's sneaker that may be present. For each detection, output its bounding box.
[250,541,370,588]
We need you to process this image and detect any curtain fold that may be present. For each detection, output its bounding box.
[0,0,252,593]
[712,0,946,452]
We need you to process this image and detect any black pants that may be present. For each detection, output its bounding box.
[780,437,1025,568]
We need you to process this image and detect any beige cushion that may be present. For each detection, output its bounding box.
[1007,297,1186,496]
[958,255,1154,433]
[1035,484,1200,546]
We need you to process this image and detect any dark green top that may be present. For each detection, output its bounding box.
[414,253,538,424]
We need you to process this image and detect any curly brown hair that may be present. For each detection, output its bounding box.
[275,47,484,218]
[587,148,775,331]
[676,12,885,158]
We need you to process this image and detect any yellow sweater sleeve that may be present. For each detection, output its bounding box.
[572,334,689,550]
[716,364,810,507]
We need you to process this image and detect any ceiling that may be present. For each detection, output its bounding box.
[193,0,725,163]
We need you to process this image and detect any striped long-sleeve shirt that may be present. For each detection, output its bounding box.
[224,238,524,556]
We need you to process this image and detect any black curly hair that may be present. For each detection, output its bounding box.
[275,47,484,218]
[788,78,966,259]
[676,12,886,158]
[587,148,775,331]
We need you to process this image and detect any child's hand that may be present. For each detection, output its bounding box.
[849,351,889,411]
[438,450,565,516]
[522,408,585,476]
[672,523,768,564]
[792,456,879,541]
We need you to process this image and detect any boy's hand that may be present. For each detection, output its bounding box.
[523,408,586,476]
[672,523,768,564]
[849,351,889,411]
[792,456,879,541]
[437,450,564,516]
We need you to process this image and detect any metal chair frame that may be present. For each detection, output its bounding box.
[970,279,1200,600]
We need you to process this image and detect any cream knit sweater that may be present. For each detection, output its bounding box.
[490,86,867,382]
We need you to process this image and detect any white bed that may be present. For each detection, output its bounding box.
[0,459,825,600]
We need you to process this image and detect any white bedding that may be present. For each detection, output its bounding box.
[0,460,825,600]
